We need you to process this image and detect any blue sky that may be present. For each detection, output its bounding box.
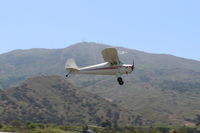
[0,0,200,60]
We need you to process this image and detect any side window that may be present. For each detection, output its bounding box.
[119,61,124,65]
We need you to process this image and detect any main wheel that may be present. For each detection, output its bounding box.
[117,77,124,85]
[117,77,123,82]
[119,81,124,85]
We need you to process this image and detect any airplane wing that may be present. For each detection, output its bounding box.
[101,48,120,65]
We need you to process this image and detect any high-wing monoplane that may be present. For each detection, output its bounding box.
[65,48,134,85]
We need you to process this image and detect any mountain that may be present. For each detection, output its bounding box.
[0,75,139,125]
[0,42,107,89]
[0,42,200,125]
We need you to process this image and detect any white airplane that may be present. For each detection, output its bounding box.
[65,48,135,85]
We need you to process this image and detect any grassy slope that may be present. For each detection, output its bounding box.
[0,75,137,125]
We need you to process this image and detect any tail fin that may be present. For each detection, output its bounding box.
[65,58,79,72]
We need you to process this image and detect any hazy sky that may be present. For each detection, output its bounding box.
[0,0,200,60]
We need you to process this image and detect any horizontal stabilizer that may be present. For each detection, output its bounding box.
[65,58,79,72]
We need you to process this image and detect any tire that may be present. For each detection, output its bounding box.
[117,77,123,82]
[119,81,124,85]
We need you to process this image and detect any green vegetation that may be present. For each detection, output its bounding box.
[0,121,200,133]
[0,76,139,125]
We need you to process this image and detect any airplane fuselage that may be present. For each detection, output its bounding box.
[73,62,133,75]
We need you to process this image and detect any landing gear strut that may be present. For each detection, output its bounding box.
[117,77,124,85]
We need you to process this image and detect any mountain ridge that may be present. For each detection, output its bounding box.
[0,42,200,125]
[1,42,199,62]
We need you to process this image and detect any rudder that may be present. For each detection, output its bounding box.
[65,58,79,72]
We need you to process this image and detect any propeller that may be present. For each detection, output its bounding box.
[131,59,135,71]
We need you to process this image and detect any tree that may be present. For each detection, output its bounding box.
[0,123,3,129]
[101,120,112,129]
[10,120,22,129]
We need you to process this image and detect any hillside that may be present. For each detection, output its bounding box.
[0,75,139,125]
[0,42,200,125]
